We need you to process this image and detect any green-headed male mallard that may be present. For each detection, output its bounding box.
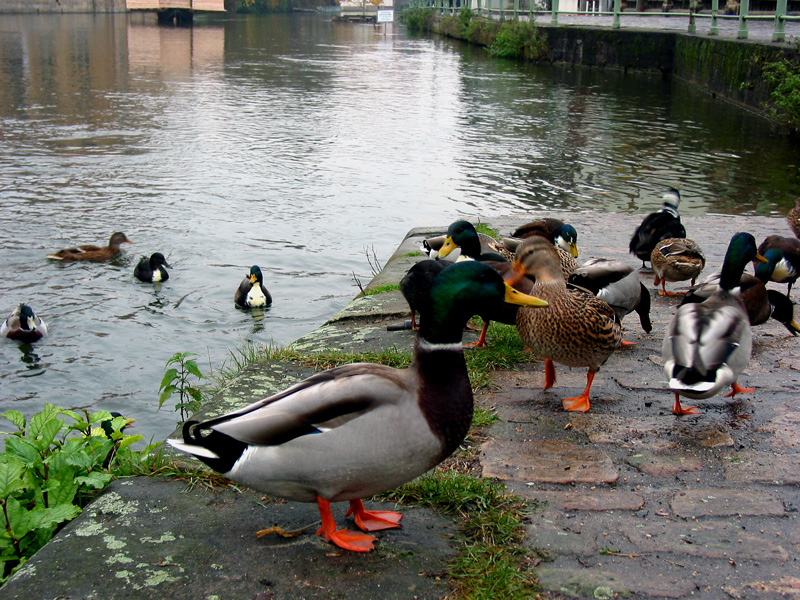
[663,232,767,415]
[629,187,686,267]
[756,236,800,297]
[235,265,273,308]
[134,253,171,283]
[512,218,579,259]
[47,232,132,262]
[508,236,622,413]
[2,304,48,343]
[168,261,547,553]
[650,238,706,296]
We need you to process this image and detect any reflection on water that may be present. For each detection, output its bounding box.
[1,12,799,445]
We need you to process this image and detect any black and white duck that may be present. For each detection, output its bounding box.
[1,304,48,343]
[234,265,273,308]
[629,187,686,267]
[134,252,170,283]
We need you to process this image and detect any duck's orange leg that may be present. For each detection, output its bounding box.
[346,499,403,532]
[544,359,557,390]
[658,280,678,297]
[620,338,637,347]
[410,311,418,331]
[672,391,701,415]
[561,370,594,412]
[316,497,376,552]
[724,382,755,398]
[465,321,490,348]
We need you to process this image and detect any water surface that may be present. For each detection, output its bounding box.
[1,12,798,444]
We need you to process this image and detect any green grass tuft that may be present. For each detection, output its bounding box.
[363,283,401,296]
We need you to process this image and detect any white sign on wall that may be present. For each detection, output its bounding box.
[376,9,394,22]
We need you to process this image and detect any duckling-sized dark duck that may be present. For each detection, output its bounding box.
[400,260,449,330]
[756,236,800,296]
[235,265,273,308]
[2,304,48,343]
[682,272,800,336]
[134,253,171,283]
[512,218,579,259]
[509,236,622,413]
[168,261,547,553]
[629,187,686,267]
[47,232,132,262]
[663,232,767,415]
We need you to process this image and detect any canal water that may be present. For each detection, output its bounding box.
[1,11,798,445]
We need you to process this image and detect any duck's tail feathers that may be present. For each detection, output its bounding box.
[46,254,65,261]
[167,438,221,460]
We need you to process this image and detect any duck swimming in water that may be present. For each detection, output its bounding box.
[2,304,48,343]
[134,253,171,283]
[47,232,132,262]
[235,266,273,308]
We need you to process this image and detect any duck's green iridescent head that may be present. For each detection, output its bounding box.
[557,224,579,258]
[720,232,766,290]
[755,248,783,283]
[438,220,478,259]
[249,265,264,284]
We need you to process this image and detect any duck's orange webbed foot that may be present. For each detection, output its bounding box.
[316,497,377,552]
[724,383,755,398]
[561,371,596,412]
[620,338,637,348]
[347,499,403,532]
[672,391,701,415]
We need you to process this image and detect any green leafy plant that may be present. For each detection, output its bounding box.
[0,405,150,583]
[489,20,543,59]
[403,7,435,33]
[762,53,800,133]
[158,352,207,422]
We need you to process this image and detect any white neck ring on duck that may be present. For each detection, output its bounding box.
[417,339,464,353]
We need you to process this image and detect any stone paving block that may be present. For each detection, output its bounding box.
[723,452,800,486]
[625,451,704,477]
[537,566,698,599]
[481,439,619,484]
[622,520,791,562]
[523,490,645,512]
[669,489,785,518]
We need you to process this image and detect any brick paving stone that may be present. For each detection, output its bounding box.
[481,439,619,484]
[622,521,791,562]
[723,452,800,485]
[537,566,698,599]
[523,490,645,511]
[625,451,704,477]
[670,489,785,518]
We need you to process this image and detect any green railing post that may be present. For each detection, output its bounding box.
[737,0,749,39]
[709,0,719,34]
[551,0,559,25]
[773,0,787,42]
[612,0,621,29]
[514,0,519,19]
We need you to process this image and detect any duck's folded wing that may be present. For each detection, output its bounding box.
[201,363,409,446]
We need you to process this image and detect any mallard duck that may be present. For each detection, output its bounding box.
[787,198,800,239]
[650,238,706,296]
[435,220,508,263]
[168,261,547,552]
[568,258,652,343]
[629,187,686,267]
[663,232,767,415]
[682,272,800,335]
[235,265,273,308]
[512,218,579,259]
[756,236,800,296]
[501,236,578,281]
[399,259,449,330]
[423,224,506,261]
[134,253,170,283]
[508,236,622,413]
[47,232,132,262]
[1,304,48,343]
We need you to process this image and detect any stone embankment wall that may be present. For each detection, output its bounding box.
[0,0,126,12]
[434,18,791,115]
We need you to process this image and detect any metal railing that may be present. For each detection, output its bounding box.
[412,0,800,42]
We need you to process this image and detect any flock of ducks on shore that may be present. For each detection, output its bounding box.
[2,234,274,343]
[7,194,800,555]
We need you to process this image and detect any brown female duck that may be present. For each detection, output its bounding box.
[650,237,705,296]
[508,236,622,413]
[47,232,132,262]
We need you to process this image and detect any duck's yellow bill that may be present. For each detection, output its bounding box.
[504,282,548,307]
[437,236,457,259]
[754,252,768,263]
[570,242,579,258]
